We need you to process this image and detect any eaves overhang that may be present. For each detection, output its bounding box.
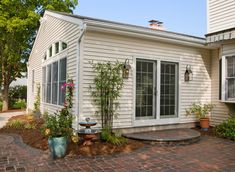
[42,10,216,50]
[84,19,212,49]
[206,28,235,44]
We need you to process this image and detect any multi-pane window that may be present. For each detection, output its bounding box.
[160,62,178,118]
[44,42,67,61]
[43,58,67,105]
[59,58,67,105]
[52,62,58,104]
[136,60,155,119]
[226,56,235,100]
[135,59,178,120]
[46,64,52,103]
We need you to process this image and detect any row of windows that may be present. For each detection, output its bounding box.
[42,58,67,105]
[44,41,67,60]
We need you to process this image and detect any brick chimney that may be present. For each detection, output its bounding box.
[149,20,164,30]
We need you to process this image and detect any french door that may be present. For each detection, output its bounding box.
[135,59,178,120]
[136,60,156,119]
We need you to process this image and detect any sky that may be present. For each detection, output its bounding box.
[74,0,206,37]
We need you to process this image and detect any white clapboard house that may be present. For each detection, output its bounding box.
[27,3,235,132]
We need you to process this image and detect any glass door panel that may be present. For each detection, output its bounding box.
[160,62,178,118]
[136,60,156,119]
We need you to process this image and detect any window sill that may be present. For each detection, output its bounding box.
[42,102,64,108]
[220,100,235,104]
[134,118,180,127]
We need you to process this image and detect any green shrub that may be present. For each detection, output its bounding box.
[24,123,36,129]
[101,127,127,146]
[9,85,27,108]
[12,99,26,109]
[0,101,3,111]
[7,120,26,128]
[215,118,235,140]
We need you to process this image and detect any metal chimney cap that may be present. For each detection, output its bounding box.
[149,20,159,23]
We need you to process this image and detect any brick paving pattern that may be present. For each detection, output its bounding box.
[0,133,235,172]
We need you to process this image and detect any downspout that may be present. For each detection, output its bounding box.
[74,23,87,131]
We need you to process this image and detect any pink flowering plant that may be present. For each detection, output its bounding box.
[42,78,75,138]
[63,79,74,109]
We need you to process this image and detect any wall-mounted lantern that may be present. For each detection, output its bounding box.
[123,59,131,79]
[184,65,193,82]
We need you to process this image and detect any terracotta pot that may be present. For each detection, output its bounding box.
[200,118,209,131]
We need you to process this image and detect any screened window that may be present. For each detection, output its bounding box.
[52,62,58,104]
[42,57,67,105]
[226,56,235,100]
[59,58,67,105]
[160,62,178,118]
[46,64,52,103]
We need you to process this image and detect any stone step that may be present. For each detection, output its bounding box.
[123,128,201,145]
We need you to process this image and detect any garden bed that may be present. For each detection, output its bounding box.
[0,115,144,156]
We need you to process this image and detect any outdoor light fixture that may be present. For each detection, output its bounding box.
[123,59,131,79]
[185,65,193,82]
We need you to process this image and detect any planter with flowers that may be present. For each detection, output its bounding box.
[42,79,74,158]
[186,102,214,131]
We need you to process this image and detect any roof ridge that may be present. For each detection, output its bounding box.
[46,10,205,41]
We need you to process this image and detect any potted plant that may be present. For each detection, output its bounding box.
[43,108,73,158]
[42,79,74,158]
[186,102,214,131]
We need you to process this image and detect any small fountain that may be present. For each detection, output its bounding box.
[78,118,99,145]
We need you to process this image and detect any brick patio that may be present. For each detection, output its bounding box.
[0,133,235,172]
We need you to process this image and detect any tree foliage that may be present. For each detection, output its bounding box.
[0,0,78,110]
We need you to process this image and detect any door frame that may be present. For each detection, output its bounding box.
[132,56,181,127]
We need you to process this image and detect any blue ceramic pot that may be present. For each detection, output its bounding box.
[48,137,68,159]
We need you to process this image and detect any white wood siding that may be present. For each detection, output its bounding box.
[27,14,80,117]
[210,49,230,125]
[207,0,235,33]
[80,31,212,128]
[210,42,235,125]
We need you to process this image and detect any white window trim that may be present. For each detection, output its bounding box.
[132,56,181,127]
[41,51,68,106]
[43,41,68,61]
[221,55,235,103]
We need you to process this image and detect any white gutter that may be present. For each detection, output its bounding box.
[74,23,87,131]
[84,19,214,49]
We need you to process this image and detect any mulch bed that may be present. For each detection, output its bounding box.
[0,115,145,156]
